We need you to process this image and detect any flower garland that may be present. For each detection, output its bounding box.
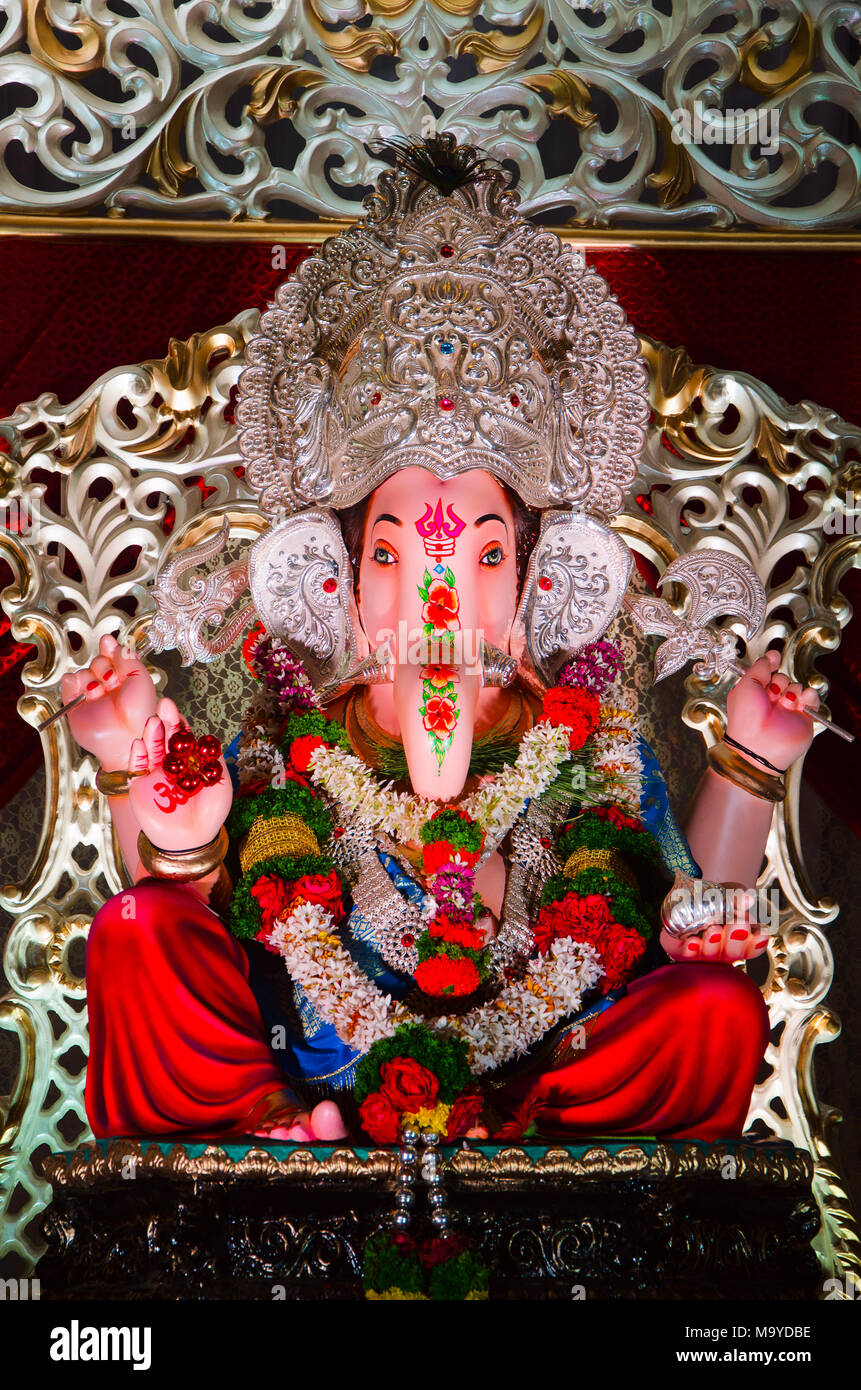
[264,896,602,1074]
[307,719,574,846]
[414,809,488,997]
[229,624,661,1140]
[354,1024,480,1142]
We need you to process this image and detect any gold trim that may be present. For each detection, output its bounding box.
[95,767,142,797]
[40,1139,814,1189]
[707,741,787,803]
[239,815,321,874]
[1,216,861,251]
[562,847,638,889]
[138,826,229,882]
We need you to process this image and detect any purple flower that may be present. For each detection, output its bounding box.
[430,862,476,915]
[252,634,317,711]
[558,639,623,696]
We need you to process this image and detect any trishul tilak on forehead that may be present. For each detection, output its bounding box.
[415,499,466,560]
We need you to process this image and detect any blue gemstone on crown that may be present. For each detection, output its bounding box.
[434,563,445,575]
[439,340,454,354]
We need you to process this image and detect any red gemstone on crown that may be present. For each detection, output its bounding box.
[401,933,415,948]
[540,837,551,848]
[371,392,381,405]
[510,394,520,407]
[538,576,552,591]
[333,827,344,838]
[322,577,338,593]
[440,244,455,257]
[439,397,455,411]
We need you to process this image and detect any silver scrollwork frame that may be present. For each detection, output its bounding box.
[0,314,859,1295]
[0,2,860,235]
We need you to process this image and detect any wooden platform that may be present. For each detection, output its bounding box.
[37,1138,821,1300]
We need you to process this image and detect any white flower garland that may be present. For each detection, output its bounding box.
[266,899,603,1074]
[308,721,573,843]
[591,680,643,814]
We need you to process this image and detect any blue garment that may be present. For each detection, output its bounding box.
[637,735,702,879]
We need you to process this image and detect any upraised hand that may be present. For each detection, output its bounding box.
[726,649,820,771]
[62,634,158,771]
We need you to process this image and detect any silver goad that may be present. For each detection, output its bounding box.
[511,511,634,687]
[248,511,360,691]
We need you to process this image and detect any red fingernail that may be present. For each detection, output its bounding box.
[755,939,768,949]
[785,692,796,702]
[86,681,100,692]
[730,928,748,940]
[768,682,781,695]
[708,932,722,944]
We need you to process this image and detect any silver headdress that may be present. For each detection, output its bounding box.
[237,138,648,520]
[148,137,649,688]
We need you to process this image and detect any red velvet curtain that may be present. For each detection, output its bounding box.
[1,239,858,824]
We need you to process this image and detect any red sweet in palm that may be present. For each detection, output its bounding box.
[163,730,223,796]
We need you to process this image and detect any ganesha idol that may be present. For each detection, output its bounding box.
[63,140,820,1149]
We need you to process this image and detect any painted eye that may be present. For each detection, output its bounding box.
[372,543,397,566]
[479,544,505,568]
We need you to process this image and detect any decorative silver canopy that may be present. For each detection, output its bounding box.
[236,136,650,522]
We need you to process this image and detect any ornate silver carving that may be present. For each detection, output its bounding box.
[511,511,634,687]
[480,641,517,690]
[318,644,395,706]
[248,510,360,691]
[0,4,858,231]
[661,869,732,939]
[237,138,649,519]
[624,549,766,683]
[146,517,253,666]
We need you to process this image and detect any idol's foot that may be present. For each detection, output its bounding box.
[256,1099,348,1143]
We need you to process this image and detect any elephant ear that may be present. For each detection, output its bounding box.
[248,510,360,691]
[510,511,633,688]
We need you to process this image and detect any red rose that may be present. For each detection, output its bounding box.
[541,687,601,750]
[429,915,485,950]
[380,1057,439,1111]
[251,874,295,927]
[292,871,343,919]
[414,955,481,998]
[422,840,480,875]
[445,1091,485,1141]
[597,923,647,992]
[359,1091,401,1145]
[289,734,326,773]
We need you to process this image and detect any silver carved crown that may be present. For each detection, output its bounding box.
[148,140,650,688]
[236,136,649,521]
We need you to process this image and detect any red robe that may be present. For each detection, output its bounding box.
[85,879,769,1142]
